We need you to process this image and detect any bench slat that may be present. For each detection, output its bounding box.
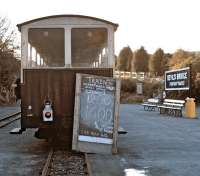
[158,106,182,110]
[164,99,185,104]
[142,98,159,111]
[147,98,159,103]
[163,103,184,107]
[142,104,157,107]
[159,98,184,117]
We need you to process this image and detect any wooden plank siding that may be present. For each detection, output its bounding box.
[21,68,113,146]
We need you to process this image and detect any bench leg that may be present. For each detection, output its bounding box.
[149,106,154,111]
[178,109,182,117]
[160,107,165,114]
[173,109,177,117]
[174,109,182,117]
[159,107,162,114]
[166,108,170,115]
[168,109,174,116]
[174,109,177,117]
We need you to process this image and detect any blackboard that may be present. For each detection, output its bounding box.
[72,74,120,154]
[165,67,190,90]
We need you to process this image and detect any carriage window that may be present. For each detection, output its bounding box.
[28,28,64,67]
[71,28,108,67]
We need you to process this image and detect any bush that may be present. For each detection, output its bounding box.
[121,79,137,92]
[120,78,163,103]
[120,92,144,104]
[143,80,163,97]
[194,78,200,103]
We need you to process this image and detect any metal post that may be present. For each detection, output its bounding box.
[189,64,192,98]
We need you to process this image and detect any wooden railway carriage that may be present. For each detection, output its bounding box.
[17,15,118,148]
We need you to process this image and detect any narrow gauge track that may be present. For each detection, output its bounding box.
[0,111,21,128]
[41,148,91,176]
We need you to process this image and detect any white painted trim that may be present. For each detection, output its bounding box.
[165,67,190,74]
[30,45,32,66]
[23,25,111,68]
[20,16,115,28]
[165,87,189,91]
[22,67,113,70]
[108,27,114,67]
[20,23,116,82]
[24,24,110,29]
[78,135,113,144]
[65,27,71,66]
[21,27,28,83]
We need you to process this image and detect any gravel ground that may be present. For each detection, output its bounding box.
[49,151,87,176]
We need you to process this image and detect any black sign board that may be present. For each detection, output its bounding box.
[72,74,120,154]
[165,67,190,90]
[79,75,116,142]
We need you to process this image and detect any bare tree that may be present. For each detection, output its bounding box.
[0,17,20,104]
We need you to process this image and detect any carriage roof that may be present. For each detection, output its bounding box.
[17,14,118,31]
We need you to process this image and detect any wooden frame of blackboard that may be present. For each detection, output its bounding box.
[72,73,120,154]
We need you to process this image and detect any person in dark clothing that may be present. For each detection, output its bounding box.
[160,90,166,104]
[14,78,21,101]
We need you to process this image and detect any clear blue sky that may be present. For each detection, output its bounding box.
[1,0,200,54]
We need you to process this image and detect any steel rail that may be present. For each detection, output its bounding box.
[0,111,21,122]
[85,153,92,176]
[41,148,54,176]
[0,111,21,128]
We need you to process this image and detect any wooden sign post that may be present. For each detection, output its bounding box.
[72,73,120,154]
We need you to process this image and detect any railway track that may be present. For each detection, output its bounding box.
[41,148,91,176]
[0,111,21,128]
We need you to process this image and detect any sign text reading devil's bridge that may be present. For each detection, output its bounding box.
[165,67,190,90]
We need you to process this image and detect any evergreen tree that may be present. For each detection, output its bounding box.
[133,46,149,72]
[149,48,165,76]
[117,46,133,71]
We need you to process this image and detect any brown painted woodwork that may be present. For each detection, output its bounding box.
[21,68,113,146]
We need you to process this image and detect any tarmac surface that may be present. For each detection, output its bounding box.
[88,104,200,176]
[1,104,200,175]
[0,118,49,176]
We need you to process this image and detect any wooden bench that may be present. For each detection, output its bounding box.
[142,98,160,111]
[158,99,185,117]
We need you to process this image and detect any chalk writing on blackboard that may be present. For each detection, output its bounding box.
[79,76,116,143]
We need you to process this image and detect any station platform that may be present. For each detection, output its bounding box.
[87,104,200,176]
